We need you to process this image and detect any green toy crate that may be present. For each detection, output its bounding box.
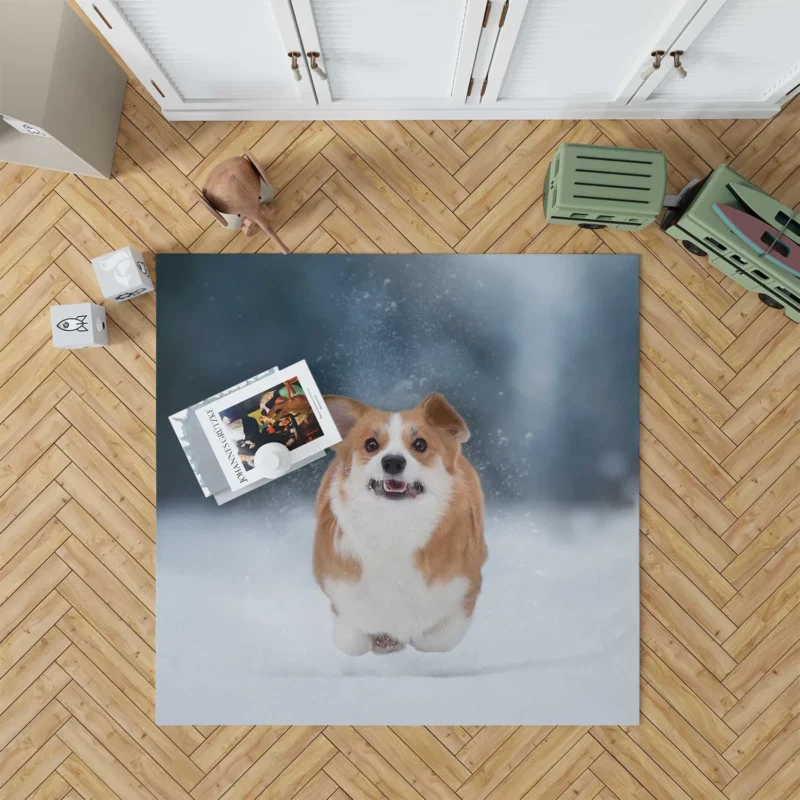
[661,165,800,323]
[544,143,667,231]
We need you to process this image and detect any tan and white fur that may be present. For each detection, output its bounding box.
[314,394,487,656]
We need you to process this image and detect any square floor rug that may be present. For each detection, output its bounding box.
[156,253,639,725]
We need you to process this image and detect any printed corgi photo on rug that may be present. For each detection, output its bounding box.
[314,393,487,656]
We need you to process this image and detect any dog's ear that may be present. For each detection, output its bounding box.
[420,393,470,443]
[324,396,372,440]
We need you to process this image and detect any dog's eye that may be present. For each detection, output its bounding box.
[365,438,379,453]
[412,438,427,452]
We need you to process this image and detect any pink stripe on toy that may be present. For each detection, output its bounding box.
[713,203,800,276]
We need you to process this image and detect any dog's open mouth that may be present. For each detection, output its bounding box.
[368,478,424,499]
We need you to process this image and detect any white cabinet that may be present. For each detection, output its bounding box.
[482,0,697,105]
[291,0,484,107]
[76,0,800,120]
[479,0,799,115]
[80,0,316,111]
[632,0,800,108]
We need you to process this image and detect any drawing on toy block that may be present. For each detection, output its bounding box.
[91,245,154,302]
[51,302,108,349]
[56,315,89,332]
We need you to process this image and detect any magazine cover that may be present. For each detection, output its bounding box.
[194,359,341,492]
[170,366,279,499]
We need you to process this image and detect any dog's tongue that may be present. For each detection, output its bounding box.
[383,479,407,493]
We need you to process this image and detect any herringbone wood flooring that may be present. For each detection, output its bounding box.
[2,71,800,800]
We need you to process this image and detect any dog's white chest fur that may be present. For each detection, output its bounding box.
[325,532,468,643]
[327,472,467,644]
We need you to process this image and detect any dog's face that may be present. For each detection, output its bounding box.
[325,394,470,506]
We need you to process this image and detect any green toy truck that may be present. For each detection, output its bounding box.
[544,142,800,322]
[543,143,667,231]
[659,165,800,323]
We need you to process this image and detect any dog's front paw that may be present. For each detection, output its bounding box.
[412,614,471,652]
[370,633,405,655]
[333,617,371,656]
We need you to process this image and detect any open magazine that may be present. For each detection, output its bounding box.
[170,361,341,503]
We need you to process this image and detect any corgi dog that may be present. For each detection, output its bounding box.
[314,393,487,656]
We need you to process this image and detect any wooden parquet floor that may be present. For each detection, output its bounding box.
[2,80,800,800]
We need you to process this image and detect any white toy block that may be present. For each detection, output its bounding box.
[91,246,154,302]
[51,303,107,349]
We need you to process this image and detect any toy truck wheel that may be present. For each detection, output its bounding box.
[578,223,606,230]
[758,293,784,310]
[682,240,707,257]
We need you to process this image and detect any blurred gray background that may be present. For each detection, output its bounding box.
[156,254,640,725]
[157,254,639,507]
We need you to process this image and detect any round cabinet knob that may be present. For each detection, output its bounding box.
[288,52,302,81]
[670,50,687,79]
[307,52,328,81]
[641,50,665,81]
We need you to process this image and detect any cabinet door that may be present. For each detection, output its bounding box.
[481,0,702,107]
[290,0,485,107]
[634,0,800,107]
[76,0,316,112]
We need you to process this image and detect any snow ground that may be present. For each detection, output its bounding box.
[156,502,638,724]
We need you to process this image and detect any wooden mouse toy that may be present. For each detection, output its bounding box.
[197,149,290,254]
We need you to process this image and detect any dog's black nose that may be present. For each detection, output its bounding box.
[381,454,406,475]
